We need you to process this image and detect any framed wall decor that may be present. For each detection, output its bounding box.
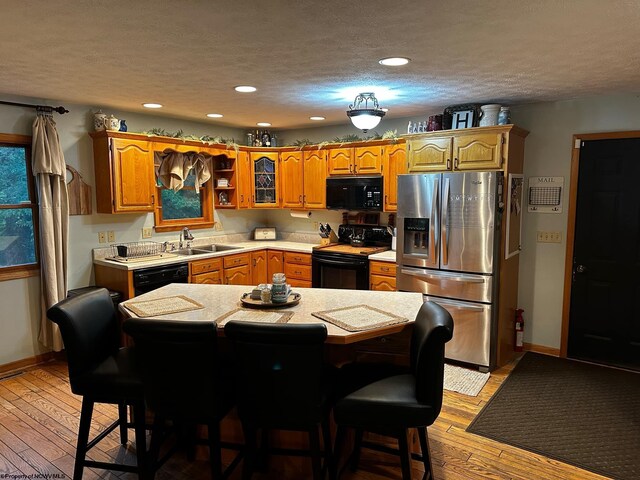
[443,104,481,129]
[505,173,524,259]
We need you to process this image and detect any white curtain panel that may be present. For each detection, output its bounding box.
[32,111,68,351]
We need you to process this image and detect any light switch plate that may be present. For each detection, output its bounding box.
[107,231,115,242]
[142,227,153,238]
[537,231,562,243]
[98,232,106,243]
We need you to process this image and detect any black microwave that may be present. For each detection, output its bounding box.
[326,176,383,211]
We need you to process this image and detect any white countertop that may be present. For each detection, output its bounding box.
[120,283,423,344]
[368,250,397,262]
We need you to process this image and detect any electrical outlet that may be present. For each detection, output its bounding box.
[107,231,115,242]
[214,221,223,231]
[98,232,106,243]
[313,221,319,230]
[537,231,562,243]
[142,227,153,239]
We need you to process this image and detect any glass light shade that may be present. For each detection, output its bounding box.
[349,112,383,132]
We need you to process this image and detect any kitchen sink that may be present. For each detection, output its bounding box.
[173,248,211,256]
[196,244,241,252]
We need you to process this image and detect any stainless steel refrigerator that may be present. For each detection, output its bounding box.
[396,171,503,370]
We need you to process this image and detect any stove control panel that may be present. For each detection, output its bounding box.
[337,224,392,246]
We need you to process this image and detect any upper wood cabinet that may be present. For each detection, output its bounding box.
[280,151,304,208]
[382,143,406,212]
[92,133,155,213]
[250,152,279,208]
[406,126,527,173]
[327,146,382,175]
[302,149,326,208]
[236,150,252,209]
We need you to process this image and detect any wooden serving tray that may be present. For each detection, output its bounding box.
[240,292,301,309]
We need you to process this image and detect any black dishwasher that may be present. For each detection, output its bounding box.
[133,263,189,295]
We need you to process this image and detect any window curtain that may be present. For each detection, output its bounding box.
[32,109,68,351]
[156,149,211,192]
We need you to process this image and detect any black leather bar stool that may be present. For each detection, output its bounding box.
[224,321,335,480]
[47,288,148,480]
[333,302,454,480]
[122,318,240,480]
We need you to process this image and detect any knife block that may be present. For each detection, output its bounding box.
[319,231,338,245]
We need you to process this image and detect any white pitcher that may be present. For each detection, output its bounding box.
[479,104,501,127]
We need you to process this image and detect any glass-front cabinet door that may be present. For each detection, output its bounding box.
[250,152,279,208]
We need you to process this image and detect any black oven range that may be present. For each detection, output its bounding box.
[312,224,392,290]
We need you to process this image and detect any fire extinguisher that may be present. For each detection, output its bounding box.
[515,309,524,352]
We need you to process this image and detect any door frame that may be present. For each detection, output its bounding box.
[560,130,640,357]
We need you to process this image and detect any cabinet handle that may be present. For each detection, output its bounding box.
[349,165,352,173]
[454,157,459,169]
[151,194,155,205]
[446,159,451,169]
[241,194,244,203]
[382,267,389,272]
[385,194,388,204]
[299,194,302,203]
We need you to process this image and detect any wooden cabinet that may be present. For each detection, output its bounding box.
[280,151,304,208]
[190,257,223,284]
[92,133,155,213]
[382,144,406,212]
[369,261,396,291]
[302,149,327,208]
[223,253,251,285]
[406,126,524,173]
[250,152,279,208]
[267,250,284,280]
[251,250,268,285]
[236,150,252,209]
[328,146,382,176]
[283,252,312,288]
[212,153,237,209]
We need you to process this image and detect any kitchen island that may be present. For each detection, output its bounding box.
[119,283,423,345]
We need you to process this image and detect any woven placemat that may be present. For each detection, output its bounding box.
[125,295,204,317]
[311,304,408,332]
[215,308,293,327]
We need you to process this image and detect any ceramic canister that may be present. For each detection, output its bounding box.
[93,110,107,131]
[479,104,501,127]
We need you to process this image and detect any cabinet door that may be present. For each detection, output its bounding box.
[280,151,304,208]
[225,264,251,285]
[327,148,353,175]
[267,250,284,279]
[111,138,155,212]
[251,250,268,285]
[407,137,452,172]
[354,146,382,174]
[453,132,504,170]
[250,152,279,208]
[383,144,406,212]
[303,149,327,209]
[192,271,222,284]
[370,274,396,291]
[236,150,252,208]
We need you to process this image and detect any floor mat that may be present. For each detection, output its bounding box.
[467,352,640,480]
[443,364,490,396]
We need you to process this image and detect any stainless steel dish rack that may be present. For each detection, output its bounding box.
[110,241,164,260]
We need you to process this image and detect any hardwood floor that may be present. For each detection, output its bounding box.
[0,359,610,480]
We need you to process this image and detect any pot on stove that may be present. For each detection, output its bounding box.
[350,236,365,247]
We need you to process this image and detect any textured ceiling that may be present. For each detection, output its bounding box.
[1,0,640,129]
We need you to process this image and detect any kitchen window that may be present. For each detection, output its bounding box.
[153,159,214,232]
[0,134,39,280]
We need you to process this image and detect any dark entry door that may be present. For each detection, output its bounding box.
[568,138,640,370]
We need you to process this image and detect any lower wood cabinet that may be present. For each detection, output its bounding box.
[251,250,268,285]
[190,258,223,284]
[283,252,312,288]
[267,250,284,280]
[223,253,251,285]
[369,261,396,291]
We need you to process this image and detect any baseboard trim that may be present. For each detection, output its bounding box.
[523,343,561,357]
[0,351,65,376]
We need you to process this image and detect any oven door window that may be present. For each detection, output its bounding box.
[319,263,359,289]
[313,255,369,290]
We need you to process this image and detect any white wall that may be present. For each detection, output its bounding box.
[3,92,640,365]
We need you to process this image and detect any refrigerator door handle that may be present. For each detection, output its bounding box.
[429,178,438,261]
[431,299,486,312]
[401,268,486,283]
[441,177,450,266]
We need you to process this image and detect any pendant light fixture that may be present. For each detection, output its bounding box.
[347,92,384,133]
[346,92,385,132]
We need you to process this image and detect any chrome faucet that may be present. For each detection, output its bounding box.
[179,227,194,249]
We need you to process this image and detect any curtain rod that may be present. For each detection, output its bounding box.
[0,100,69,114]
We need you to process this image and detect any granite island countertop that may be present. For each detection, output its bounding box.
[119,283,423,344]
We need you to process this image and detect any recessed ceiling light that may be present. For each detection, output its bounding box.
[378,57,410,66]
[206,113,223,118]
[235,85,257,93]
[256,122,271,127]
[310,116,325,121]
[142,103,163,109]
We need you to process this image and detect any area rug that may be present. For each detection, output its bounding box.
[467,352,640,480]
[443,364,490,396]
